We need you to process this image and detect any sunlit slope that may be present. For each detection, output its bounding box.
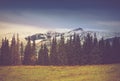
[0,64,120,81]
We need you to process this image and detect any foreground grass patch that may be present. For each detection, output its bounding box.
[0,64,120,81]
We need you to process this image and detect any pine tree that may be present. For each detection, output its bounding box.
[50,37,58,65]
[23,37,32,65]
[10,35,21,65]
[38,44,44,65]
[20,42,24,63]
[0,39,5,65]
[0,47,1,65]
[0,38,11,65]
[71,33,77,65]
[38,44,49,65]
[57,35,68,65]
[90,34,103,64]
[16,34,21,65]
[104,40,111,64]
[111,37,120,63]
[82,33,93,64]
[43,44,49,65]
[74,34,81,65]
[31,40,37,65]
[66,36,73,65]
[99,37,105,64]
[69,33,81,65]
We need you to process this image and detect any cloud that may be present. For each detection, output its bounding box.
[93,21,120,32]
[0,21,70,34]
[96,21,120,26]
[0,21,47,33]
[0,9,120,32]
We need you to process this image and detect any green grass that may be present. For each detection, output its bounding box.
[0,64,120,81]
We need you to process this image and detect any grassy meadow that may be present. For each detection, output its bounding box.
[0,64,120,81]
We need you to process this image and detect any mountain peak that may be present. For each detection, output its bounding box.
[72,28,83,31]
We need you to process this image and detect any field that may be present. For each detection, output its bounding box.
[0,64,120,81]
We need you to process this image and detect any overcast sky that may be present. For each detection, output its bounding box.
[0,0,120,33]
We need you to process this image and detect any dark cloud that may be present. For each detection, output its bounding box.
[0,0,120,32]
[0,0,120,10]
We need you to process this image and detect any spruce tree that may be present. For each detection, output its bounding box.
[111,37,120,63]
[74,34,81,65]
[70,34,81,65]
[66,36,73,65]
[57,35,68,65]
[50,37,58,65]
[82,33,93,64]
[0,47,1,65]
[99,37,105,64]
[31,40,37,65]
[20,42,24,63]
[38,44,49,65]
[104,40,111,64]
[10,35,21,65]
[43,44,49,65]
[38,44,44,65]
[16,34,21,65]
[0,38,11,65]
[90,34,103,64]
[23,37,32,65]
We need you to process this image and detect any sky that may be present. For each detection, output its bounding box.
[0,0,120,33]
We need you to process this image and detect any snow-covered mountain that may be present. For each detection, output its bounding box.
[25,27,120,42]
[0,27,119,52]
[0,28,120,46]
[63,28,120,40]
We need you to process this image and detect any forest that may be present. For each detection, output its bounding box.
[0,33,120,66]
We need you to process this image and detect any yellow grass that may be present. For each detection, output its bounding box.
[0,64,120,81]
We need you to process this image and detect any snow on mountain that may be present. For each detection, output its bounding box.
[63,28,120,40]
[25,27,120,43]
[1,27,120,46]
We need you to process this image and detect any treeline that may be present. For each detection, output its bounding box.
[0,34,21,65]
[0,33,120,66]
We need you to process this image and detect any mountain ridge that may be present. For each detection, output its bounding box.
[25,27,120,42]
[0,27,120,44]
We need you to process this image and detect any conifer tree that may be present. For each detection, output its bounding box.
[38,44,44,65]
[43,44,49,65]
[20,42,24,63]
[10,35,21,65]
[23,37,32,65]
[71,33,77,65]
[82,33,93,64]
[69,33,81,65]
[111,37,120,63]
[99,37,105,64]
[0,47,1,65]
[38,44,49,65]
[50,37,58,65]
[57,35,68,65]
[0,38,10,65]
[16,34,21,64]
[74,34,81,65]
[66,36,73,65]
[90,34,103,64]
[104,40,111,64]
[31,40,37,65]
